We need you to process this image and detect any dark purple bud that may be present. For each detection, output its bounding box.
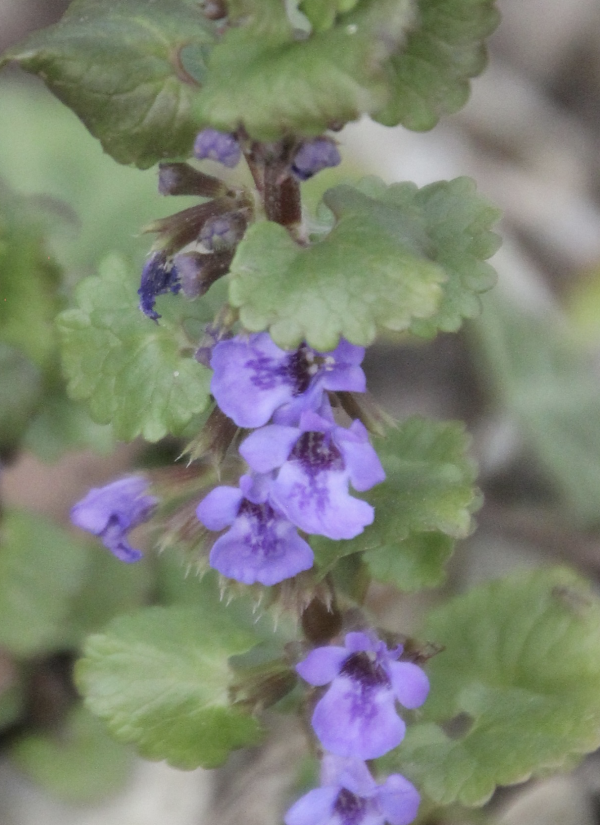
[138,252,181,321]
[174,250,234,299]
[143,197,237,254]
[199,211,247,251]
[291,137,341,181]
[194,129,241,168]
[158,162,228,198]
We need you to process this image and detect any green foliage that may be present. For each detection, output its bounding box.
[193,0,414,140]
[299,0,360,33]
[230,177,499,349]
[471,292,600,527]
[381,568,600,805]
[57,254,212,442]
[313,417,479,590]
[375,0,501,131]
[0,510,88,657]
[76,604,266,769]
[11,705,133,804]
[1,0,216,169]
[0,181,62,368]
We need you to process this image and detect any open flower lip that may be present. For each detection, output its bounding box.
[296,632,429,760]
[210,332,366,429]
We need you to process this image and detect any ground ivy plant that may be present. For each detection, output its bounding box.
[3,0,600,821]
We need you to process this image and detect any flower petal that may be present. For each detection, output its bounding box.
[388,662,430,709]
[296,646,348,686]
[210,334,293,427]
[376,775,420,825]
[336,423,386,492]
[240,425,300,473]
[271,463,374,540]
[196,485,242,531]
[322,755,377,797]
[311,676,405,760]
[284,787,338,825]
[209,513,313,586]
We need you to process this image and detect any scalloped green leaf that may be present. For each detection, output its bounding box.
[312,417,479,588]
[11,705,133,804]
[230,182,448,350]
[193,0,414,140]
[381,568,600,806]
[57,254,212,442]
[76,605,265,769]
[1,0,216,169]
[230,177,499,349]
[402,176,501,335]
[0,510,88,657]
[375,0,501,131]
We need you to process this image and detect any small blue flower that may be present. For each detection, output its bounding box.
[196,474,314,586]
[291,138,341,181]
[138,252,181,321]
[210,333,366,428]
[285,755,420,825]
[296,632,429,760]
[194,129,241,168]
[70,477,158,563]
[239,410,385,540]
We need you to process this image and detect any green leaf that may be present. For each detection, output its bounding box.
[57,254,212,442]
[230,180,448,350]
[312,417,479,589]
[230,177,499,349]
[0,181,62,368]
[381,568,600,806]
[0,510,88,657]
[470,292,600,527]
[11,705,133,804]
[299,0,361,33]
[405,177,501,336]
[375,0,501,131]
[76,604,265,769]
[364,532,455,592]
[193,0,415,140]
[1,0,216,169]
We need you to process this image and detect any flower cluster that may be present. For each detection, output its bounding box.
[196,332,385,585]
[289,631,429,825]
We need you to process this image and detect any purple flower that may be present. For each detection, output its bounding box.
[210,333,366,428]
[194,129,241,168]
[291,138,341,181]
[296,632,429,760]
[138,252,180,321]
[70,477,158,563]
[239,411,384,540]
[285,755,420,825]
[196,474,314,586]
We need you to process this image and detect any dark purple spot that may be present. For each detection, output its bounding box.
[333,788,368,825]
[238,500,284,559]
[341,651,390,689]
[246,344,317,395]
[290,431,344,475]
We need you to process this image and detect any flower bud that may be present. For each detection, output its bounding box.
[194,129,241,168]
[158,162,228,198]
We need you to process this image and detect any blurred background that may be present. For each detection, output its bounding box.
[1,0,600,823]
